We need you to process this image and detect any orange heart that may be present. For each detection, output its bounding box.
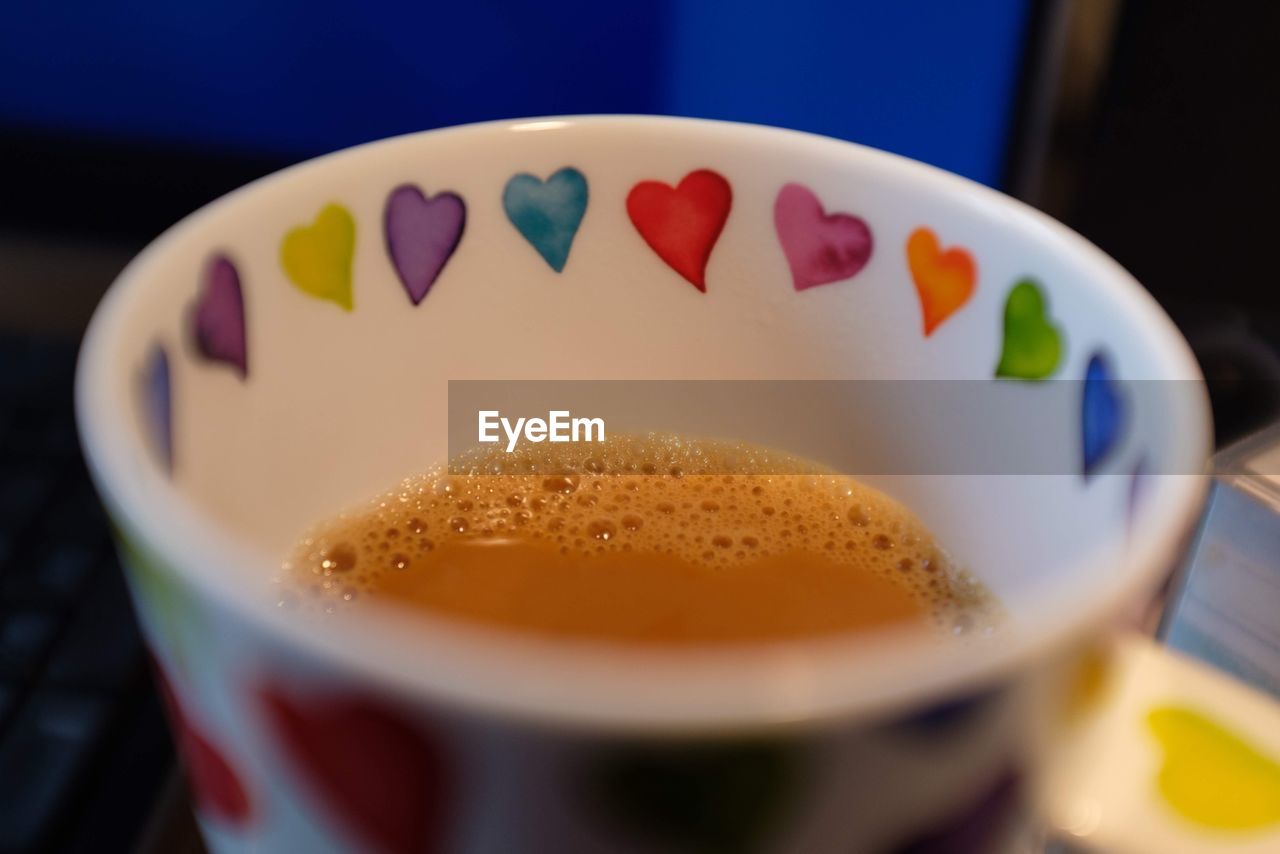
[907,227,976,336]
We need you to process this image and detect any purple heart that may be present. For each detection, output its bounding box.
[383,184,466,305]
[1127,454,1149,530]
[773,183,873,291]
[141,342,173,473]
[191,254,247,378]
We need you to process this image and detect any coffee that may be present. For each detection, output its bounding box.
[285,436,995,644]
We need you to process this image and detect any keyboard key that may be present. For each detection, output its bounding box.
[0,691,109,851]
[0,468,58,538]
[1,404,79,462]
[0,611,58,681]
[0,338,74,400]
[37,478,108,547]
[0,544,98,606]
[45,569,142,691]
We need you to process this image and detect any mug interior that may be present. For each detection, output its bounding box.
[76,117,1210,728]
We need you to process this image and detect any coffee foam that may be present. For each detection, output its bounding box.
[285,435,996,634]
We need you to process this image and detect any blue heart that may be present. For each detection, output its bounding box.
[502,167,588,272]
[1081,351,1124,479]
[141,342,173,473]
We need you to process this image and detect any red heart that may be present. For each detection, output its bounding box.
[259,685,453,854]
[626,169,732,291]
[150,659,254,827]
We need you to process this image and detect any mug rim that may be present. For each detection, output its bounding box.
[75,115,1213,732]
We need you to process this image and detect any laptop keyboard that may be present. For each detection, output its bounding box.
[0,334,171,853]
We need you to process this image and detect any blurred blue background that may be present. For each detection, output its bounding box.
[0,0,1030,186]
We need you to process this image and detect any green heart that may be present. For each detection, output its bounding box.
[583,740,804,854]
[1147,705,1280,830]
[113,522,203,674]
[280,203,356,311]
[995,279,1063,379]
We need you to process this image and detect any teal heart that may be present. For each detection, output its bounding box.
[502,167,588,272]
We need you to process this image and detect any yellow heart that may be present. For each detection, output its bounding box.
[280,203,356,310]
[1147,704,1280,830]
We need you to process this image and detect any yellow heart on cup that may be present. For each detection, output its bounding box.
[1147,704,1280,830]
[280,203,356,311]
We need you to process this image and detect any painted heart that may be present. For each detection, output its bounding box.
[190,254,248,377]
[119,530,202,672]
[151,659,253,827]
[1127,455,1149,529]
[1062,645,1113,720]
[907,227,976,335]
[140,343,173,473]
[585,739,801,853]
[1081,351,1125,479]
[281,203,356,310]
[773,183,873,291]
[1147,704,1280,830]
[384,184,466,305]
[626,169,731,291]
[503,167,588,272]
[994,279,1063,379]
[893,688,1001,737]
[259,685,453,854]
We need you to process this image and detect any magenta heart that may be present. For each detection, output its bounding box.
[773,183,873,291]
[384,184,466,305]
[191,254,247,377]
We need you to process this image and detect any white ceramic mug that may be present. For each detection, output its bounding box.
[76,117,1280,853]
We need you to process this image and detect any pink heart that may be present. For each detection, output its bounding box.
[773,183,873,291]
